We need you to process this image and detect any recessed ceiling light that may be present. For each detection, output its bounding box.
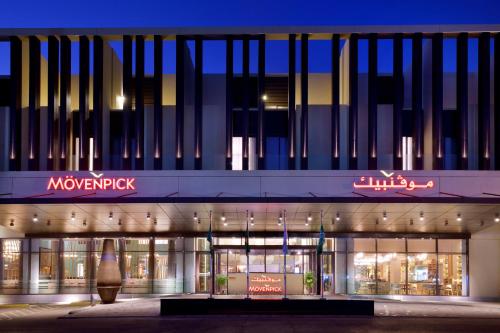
[32,214,38,223]
[383,211,387,221]
[71,212,76,221]
[307,213,312,222]
[336,212,340,221]
[146,212,151,221]
[193,212,198,222]
[109,212,113,221]
[456,213,462,222]
[419,212,424,221]
[221,213,226,222]
[495,214,499,223]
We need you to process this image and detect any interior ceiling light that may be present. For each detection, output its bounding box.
[307,213,312,222]
[109,212,113,221]
[419,212,424,221]
[456,213,462,222]
[336,212,340,221]
[71,212,76,221]
[495,213,500,223]
[147,212,151,221]
[382,211,387,221]
[33,214,38,223]
[193,212,198,222]
[250,212,254,221]
[221,213,226,222]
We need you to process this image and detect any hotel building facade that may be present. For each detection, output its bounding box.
[0,25,499,301]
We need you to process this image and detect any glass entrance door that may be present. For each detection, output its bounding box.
[321,254,335,295]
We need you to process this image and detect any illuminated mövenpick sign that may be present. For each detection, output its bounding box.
[47,172,136,191]
[353,170,434,191]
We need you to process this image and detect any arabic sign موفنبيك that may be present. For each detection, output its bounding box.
[353,170,434,192]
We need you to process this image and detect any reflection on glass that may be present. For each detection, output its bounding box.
[408,253,437,295]
[123,239,150,293]
[62,239,88,292]
[196,253,211,293]
[352,252,377,294]
[2,240,22,292]
[376,253,406,294]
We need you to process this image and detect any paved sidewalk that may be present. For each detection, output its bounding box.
[64,297,500,319]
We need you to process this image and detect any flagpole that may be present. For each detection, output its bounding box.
[320,210,325,300]
[283,209,287,300]
[246,210,250,300]
[209,210,213,299]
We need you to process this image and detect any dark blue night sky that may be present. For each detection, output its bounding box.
[0,0,498,75]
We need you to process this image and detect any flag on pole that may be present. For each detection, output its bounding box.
[207,221,213,253]
[316,223,325,255]
[282,219,288,255]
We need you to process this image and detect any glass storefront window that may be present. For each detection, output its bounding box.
[196,253,211,293]
[350,252,377,294]
[123,239,150,293]
[154,239,180,294]
[438,239,464,253]
[438,254,465,296]
[408,253,437,295]
[408,239,436,253]
[62,239,89,293]
[376,253,406,294]
[249,250,265,272]
[2,240,22,293]
[36,239,59,294]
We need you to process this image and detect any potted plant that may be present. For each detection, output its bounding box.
[216,274,228,294]
[304,272,315,294]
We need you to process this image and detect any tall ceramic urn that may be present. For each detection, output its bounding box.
[96,239,122,303]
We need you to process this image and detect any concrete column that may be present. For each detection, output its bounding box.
[9,37,22,171]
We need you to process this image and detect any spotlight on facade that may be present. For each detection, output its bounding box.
[116,95,125,109]
[495,214,500,223]
[32,214,38,223]
[456,213,462,222]
[193,212,198,222]
[419,212,424,221]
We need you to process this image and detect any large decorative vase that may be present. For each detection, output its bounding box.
[96,239,122,304]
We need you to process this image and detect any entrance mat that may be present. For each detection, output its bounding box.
[160,298,374,316]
